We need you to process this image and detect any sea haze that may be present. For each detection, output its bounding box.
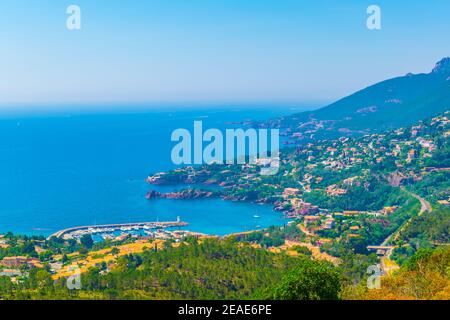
[0,106,310,236]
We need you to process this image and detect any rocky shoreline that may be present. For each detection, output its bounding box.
[146,172,296,218]
[146,189,217,200]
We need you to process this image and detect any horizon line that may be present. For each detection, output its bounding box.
[0,100,327,113]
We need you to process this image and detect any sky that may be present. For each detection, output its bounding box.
[0,0,449,109]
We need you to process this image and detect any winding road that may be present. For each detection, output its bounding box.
[372,189,432,274]
[380,189,431,247]
[390,188,432,243]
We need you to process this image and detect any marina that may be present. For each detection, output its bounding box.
[48,217,188,240]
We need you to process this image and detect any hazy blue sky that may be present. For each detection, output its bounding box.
[1,0,449,108]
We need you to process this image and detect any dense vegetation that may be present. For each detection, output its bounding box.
[0,232,121,261]
[343,247,450,300]
[0,238,314,300]
[410,171,450,201]
[392,207,450,264]
[240,223,306,248]
[2,235,448,300]
[303,177,407,211]
[399,207,450,244]
[268,257,341,300]
[319,196,420,257]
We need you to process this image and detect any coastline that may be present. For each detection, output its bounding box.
[0,108,291,237]
[46,220,266,242]
[47,219,189,240]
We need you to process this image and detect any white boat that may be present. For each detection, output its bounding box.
[253,214,260,218]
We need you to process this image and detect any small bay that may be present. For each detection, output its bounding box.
[0,106,307,236]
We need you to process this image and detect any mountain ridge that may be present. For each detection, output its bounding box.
[274,58,450,139]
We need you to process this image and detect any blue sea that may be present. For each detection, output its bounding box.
[0,106,308,236]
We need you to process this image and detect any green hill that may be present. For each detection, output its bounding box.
[278,58,450,136]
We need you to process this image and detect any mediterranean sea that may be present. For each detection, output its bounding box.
[0,106,310,236]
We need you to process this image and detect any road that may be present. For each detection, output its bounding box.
[372,189,432,274]
[408,190,433,215]
[390,188,432,243]
[380,189,432,247]
[298,223,316,237]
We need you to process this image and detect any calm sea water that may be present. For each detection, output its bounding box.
[0,106,305,236]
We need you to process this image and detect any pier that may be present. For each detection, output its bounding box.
[48,219,188,240]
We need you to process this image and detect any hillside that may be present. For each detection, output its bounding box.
[0,238,335,300]
[270,58,450,139]
[343,247,450,300]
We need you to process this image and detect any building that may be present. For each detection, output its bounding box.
[0,235,9,249]
[323,218,336,229]
[326,184,347,196]
[343,176,359,186]
[343,211,360,216]
[0,256,42,268]
[282,188,301,199]
[295,202,319,216]
[303,216,321,227]
[0,269,22,277]
[406,149,415,163]
[382,206,398,216]
[0,256,28,267]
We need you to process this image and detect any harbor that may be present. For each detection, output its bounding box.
[48,217,188,240]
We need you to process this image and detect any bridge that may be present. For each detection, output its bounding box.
[367,245,396,256]
[48,219,188,240]
[367,245,395,250]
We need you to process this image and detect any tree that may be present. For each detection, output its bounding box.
[292,246,312,257]
[80,234,94,249]
[270,257,342,300]
[348,247,450,300]
[21,241,37,256]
